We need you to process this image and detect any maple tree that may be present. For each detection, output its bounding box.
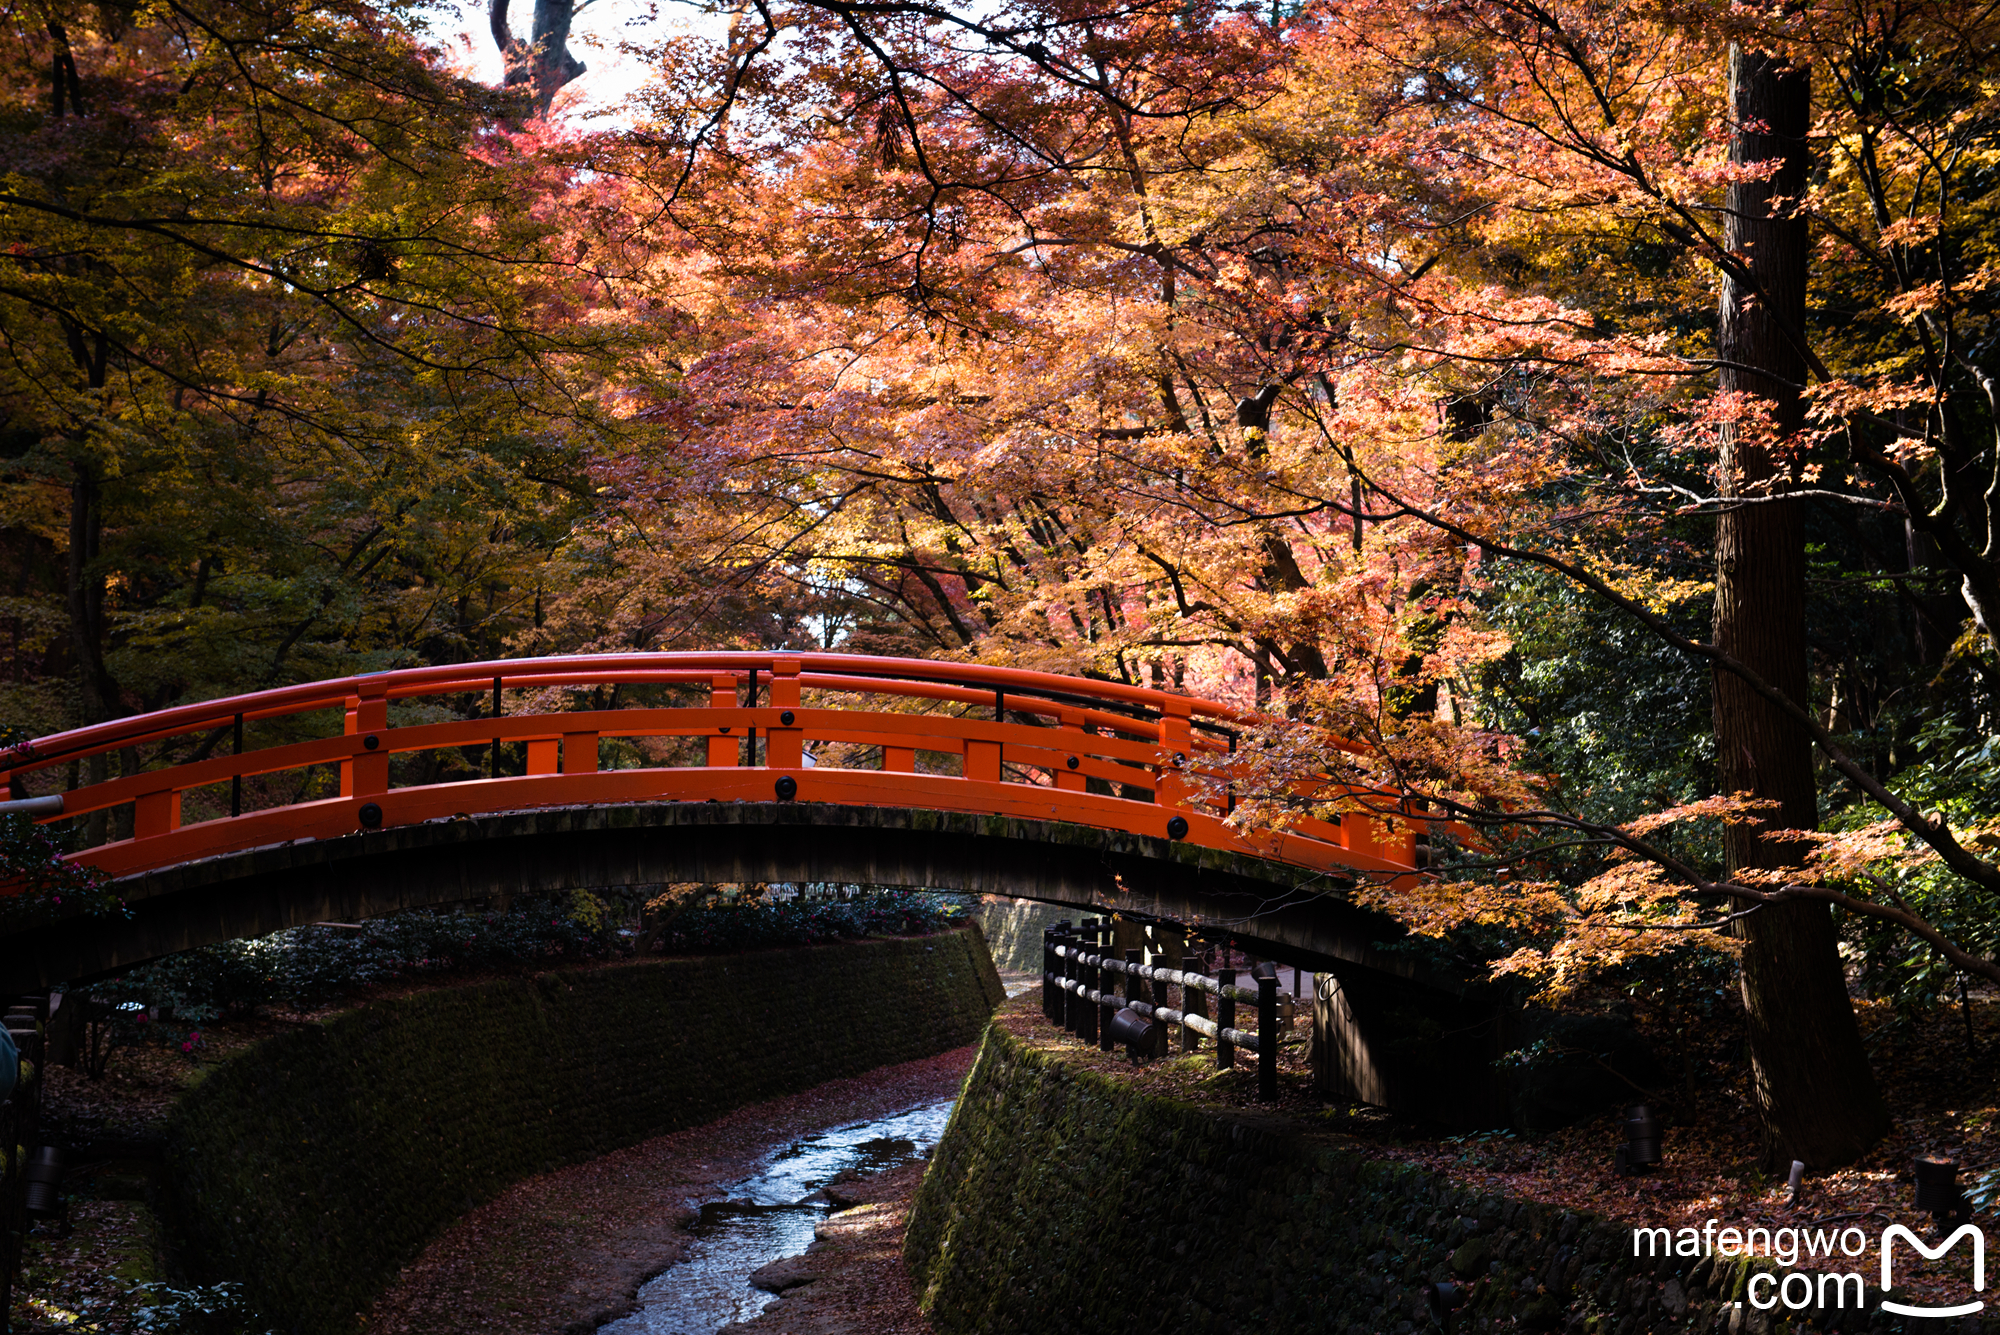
[0,0,1990,1171]
[0,0,661,809]
[555,0,2000,1164]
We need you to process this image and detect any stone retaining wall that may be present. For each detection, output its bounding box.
[163,929,1003,1335]
[905,996,1987,1335]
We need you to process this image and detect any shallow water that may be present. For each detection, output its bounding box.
[595,1098,957,1335]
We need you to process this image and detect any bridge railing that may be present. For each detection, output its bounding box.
[0,652,1434,883]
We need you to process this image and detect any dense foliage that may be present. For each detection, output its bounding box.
[4,0,1998,1160]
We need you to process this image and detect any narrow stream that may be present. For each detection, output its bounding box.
[596,1096,958,1335]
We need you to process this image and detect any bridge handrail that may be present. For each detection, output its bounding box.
[0,652,1444,887]
[0,653,1264,771]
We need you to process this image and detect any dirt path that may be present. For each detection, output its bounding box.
[364,1046,974,1335]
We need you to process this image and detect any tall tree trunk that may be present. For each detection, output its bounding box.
[489,0,584,116]
[68,461,116,844]
[66,461,115,723]
[1239,384,1331,683]
[1715,47,1887,1168]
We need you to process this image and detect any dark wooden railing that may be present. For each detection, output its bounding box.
[1042,919,1291,1101]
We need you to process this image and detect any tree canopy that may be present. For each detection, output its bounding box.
[4,0,1998,1162]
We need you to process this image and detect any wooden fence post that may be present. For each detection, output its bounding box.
[1088,919,1104,1039]
[1061,923,1081,1037]
[1048,927,1064,1023]
[1216,967,1237,1070]
[1182,934,1206,1053]
[1149,948,1171,1059]
[1096,921,1116,1052]
[1258,973,1279,1101]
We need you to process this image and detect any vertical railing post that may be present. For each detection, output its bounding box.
[561,730,599,774]
[708,674,738,767]
[352,685,389,798]
[340,693,359,796]
[1055,709,1087,792]
[1064,921,1084,1038]
[1056,922,1071,1033]
[767,660,803,769]
[1096,921,1116,1052]
[1216,966,1237,1070]
[343,686,388,800]
[230,713,243,818]
[1225,729,1237,815]
[489,677,502,779]
[1150,946,1171,1059]
[1156,696,1193,810]
[1043,926,1059,1023]
[1123,948,1142,1010]
[1182,934,1206,1053]
[1077,918,1099,1046]
[1258,973,1279,1101]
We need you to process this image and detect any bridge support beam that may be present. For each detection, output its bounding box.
[1,803,1458,1005]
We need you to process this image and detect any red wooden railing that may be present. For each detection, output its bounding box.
[0,653,1428,884]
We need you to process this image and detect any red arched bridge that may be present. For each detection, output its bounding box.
[0,653,1451,993]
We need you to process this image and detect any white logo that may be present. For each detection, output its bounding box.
[1880,1224,1985,1318]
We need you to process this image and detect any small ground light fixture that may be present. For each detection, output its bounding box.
[1615,1104,1661,1176]
[1787,1159,1806,1208]
[1106,1007,1157,1063]
[1913,1158,1973,1227]
[23,1146,64,1219]
[1425,1281,1467,1334]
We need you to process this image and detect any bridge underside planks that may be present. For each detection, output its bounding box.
[0,802,1460,995]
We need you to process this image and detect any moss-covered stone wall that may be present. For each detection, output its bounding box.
[906,997,1985,1335]
[964,897,1071,973]
[163,929,1002,1335]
